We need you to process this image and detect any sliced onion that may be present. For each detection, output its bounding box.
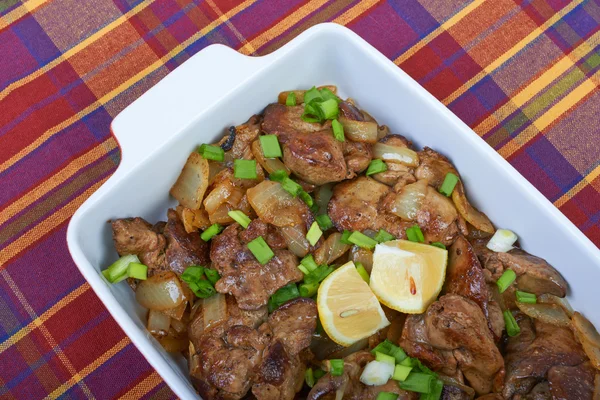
[315,183,334,214]
[247,180,306,227]
[452,182,494,233]
[538,294,574,317]
[209,203,234,224]
[315,232,351,265]
[572,312,600,348]
[339,117,378,143]
[350,246,373,272]
[377,125,389,140]
[136,271,185,311]
[203,292,227,332]
[157,334,188,353]
[389,179,428,220]
[251,140,291,175]
[360,360,394,386]
[147,310,170,337]
[170,317,187,334]
[179,206,211,233]
[486,229,518,253]
[204,179,235,214]
[170,151,210,209]
[162,299,187,320]
[280,225,310,257]
[373,143,419,167]
[515,302,571,327]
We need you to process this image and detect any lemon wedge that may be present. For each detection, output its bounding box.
[317,261,390,346]
[370,240,448,314]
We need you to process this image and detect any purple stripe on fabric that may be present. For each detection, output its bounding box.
[387,0,438,38]
[228,0,305,40]
[11,14,61,65]
[525,136,582,192]
[0,28,39,89]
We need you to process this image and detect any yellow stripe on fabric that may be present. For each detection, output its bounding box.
[0,0,47,30]
[46,337,130,399]
[0,178,107,266]
[0,270,95,399]
[0,138,117,225]
[0,0,258,175]
[116,371,163,400]
[0,284,90,355]
[555,165,600,208]
[498,71,599,159]
[0,0,156,102]
[442,0,584,105]
[332,0,381,25]
[474,30,600,136]
[394,0,485,65]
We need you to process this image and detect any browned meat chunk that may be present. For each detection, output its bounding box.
[164,209,210,274]
[262,103,325,139]
[503,313,588,399]
[339,101,365,121]
[414,147,458,188]
[211,222,302,309]
[111,217,167,269]
[328,176,412,238]
[547,362,596,400]
[228,115,260,159]
[252,341,305,400]
[343,140,372,175]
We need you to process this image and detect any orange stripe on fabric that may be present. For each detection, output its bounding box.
[46,337,130,399]
[116,371,163,400]
[0,0,48,30]
[0,270,95,399]
[0,0,258,175]
[442,0,585,105]
[394,0,485,65]
[0,0,156,102]
[0,178,107,266]
[0,284,90,354]
[332,0,381,25]
[555,165,600,208]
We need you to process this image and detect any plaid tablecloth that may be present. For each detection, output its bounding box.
[1,0,599,398]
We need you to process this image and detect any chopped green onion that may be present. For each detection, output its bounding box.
[421,378,444,400]
[331,119,345,142]
[286,92,297,106]
[430,242,446,249]
[400,357,414,367]
[309,202,320,214]
[314,368,326,380]
[234,159,257,179]
[348,231,378,250]
[319,88,339,102]
[228,210,252,229]
[315,98,339,120]
[299,190,314,207]
[374,229,395,243]
[299,281,319,297]
[204,269,220,286]
[340,230,353,245]
[496,269,516,293]
[516,290,537,304]
[370,340,407,363]
[303,86,322,105]
[270,171,304,197]
[300,255,319,272]
[103,254,140,283]
[503,310,521,337]
[304,265,333,285]
[181,266,204,283]
[315,214,333,231]
[189,280,216,298]
[269,169,288,182]
[268,283,300,312]
[127,262,148,280]
[200,224,223,241]
[199,144,224,161]
[329,359,344,376]
[375,351,395,365]
[355,262,370,284]
[399,372,435,394]
[259,135,282,158]
[406,225,425,243]
[439,172,459,197]
[366,159,388,176]
[392,364,412,382]
[376,393,399,400]
[247,236,275,265]
[305,367,315,388]
[306,221,323,246]
[297,264,310,275]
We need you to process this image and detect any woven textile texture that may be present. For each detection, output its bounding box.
[1,0,599,398]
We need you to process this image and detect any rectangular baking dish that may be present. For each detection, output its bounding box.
[66,23,600,399]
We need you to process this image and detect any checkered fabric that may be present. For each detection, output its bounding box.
[1,0,599,398]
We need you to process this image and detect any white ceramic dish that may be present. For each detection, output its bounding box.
[67,23,600,399]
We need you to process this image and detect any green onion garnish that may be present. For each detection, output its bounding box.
[430,242,446,249]
[299,281,319,297]
[399,372,435,394]
[366,159,388,176]
[374,229,395,243]
[297,264,310,275]
[314,98,339,120]
[315,214,333,231]
[189,280,216,298]
[439,172,459,197]
[319,87,339,102]
[406,225,425,243]
[331,119,345,142]
[269,169,288,182]
[103,254,140,283]
[348,231,378,250]
[247,236,275,265]
[286,92,297,106]
[376,393,399,400]
[270,171,303,197]
[400,357,413,367]
[392,365,412,382]
[421,378,444,400]
[370,340,407,363]
[127,262,148,280]
[181,266,204,283]
[299,190,314,207]
[304,265,333,285]
[516,290,537,304]
[300,255,319,272]
[355,262,370,284]
[303,86,322,105]
[306,221,323,246]
[503,310,521,337]
[200,224,223,241]
[305,367,315,388]
[199,144,224,161]
[234,159,257,179]
[496,269,516,293]
[228,210,252,229]
[340,230,353,245]
[329,359,344,376]
[204,269,220,286]
[259,135,282,158]
[375,351,395,365]
[268,283,300,312]
[314,368,326,380]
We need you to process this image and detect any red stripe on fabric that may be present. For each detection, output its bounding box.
[0,74,58,129]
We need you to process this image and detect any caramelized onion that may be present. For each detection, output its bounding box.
[209,203,234,224]
[251,140,290,175]
[452,182,494,233]
[157,334,188,353]
[350,246,373,272]
[179,206,210,233]
[314,232,351,265]
[247,180,306,227]
[203,292,227,332]
[339,117,378,143]
[170,317,187,334]
[136,272,186,311]
[204,179,235,214]
[515,302,571,327]
[373,143,419,167]
[538,294,574,317]
[147,310,170,336]
[389,179,428,220]
[280,225,310,257]
[315,183,333,214]
[170,151,209,209]
[162,299,187,320]
[572,312,600,369]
